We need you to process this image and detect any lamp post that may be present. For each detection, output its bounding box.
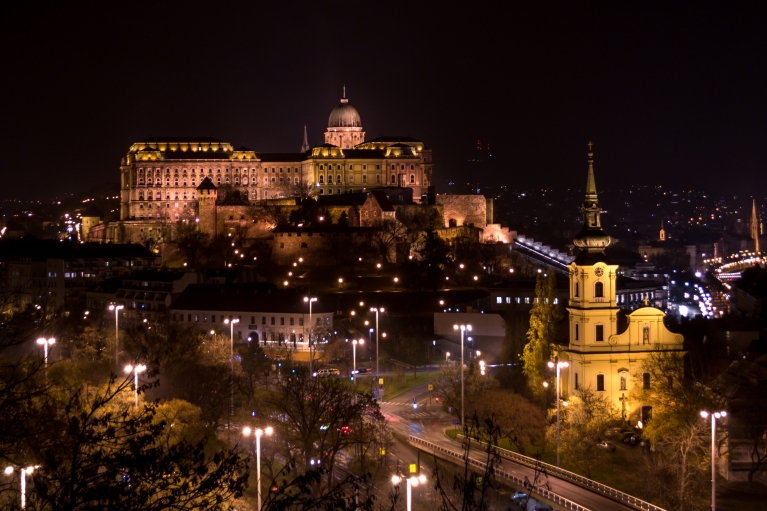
[452,324,472,426]
[700,410,727,511]
[304,297,317,376]
[547,356,569,467]
[4,465,37,509]
[36,337,55,369]
[392,474,426,511]
[124,364,146,408]
[224,318,239,419]
[109,304,124,367]
[243,426,274,511]
[369,307,384,381]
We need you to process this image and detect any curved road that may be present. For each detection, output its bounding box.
[379,383,636,511]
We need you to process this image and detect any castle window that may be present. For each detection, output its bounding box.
[362,175,367,183]
[349,175,354,183]
[376,175,381,183]
[594,281,604,298]
[349,165,353,170]
[294,177,299,184]
[410,174,415,183]
[319,189,324,194]
[263,177,268,185]
[264,191,268,197]
[279,167,283,173]
[596,374,605,391]
[319,175,324,184]
[410,164,414,170]
[595,324,604,342]
[391,175,396,184]
[174,178,179,186]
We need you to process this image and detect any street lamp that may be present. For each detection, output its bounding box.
[243,426,274,511]
[4,465,38,509]
[700,410,727,511]
[124,364,146,408]
[392,473,426,511]
[304,297,317,376]
[445,351,450,362]
[547,356,569,468]
[452,324,472,426]
[36,337,55,369]
[224,318,240,419]
[369,307,384,381]
[352,339,364,373]
[108,304,124,367]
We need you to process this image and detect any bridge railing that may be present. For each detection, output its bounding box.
[408,435,589,511]
[412,434,666,511]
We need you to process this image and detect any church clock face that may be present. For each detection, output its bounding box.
[594,267,604,277]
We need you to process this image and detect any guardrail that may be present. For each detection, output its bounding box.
[409,435,589,511]
[424,434,666,511]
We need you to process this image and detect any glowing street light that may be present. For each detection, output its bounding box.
[700,410,727,511]
[108,304,124,367]
[392,473,427,511]
[4,465,38,509]
[452,324,472,426]
[445,351,450,362]
[36,337,55,369]
[547,356,570,467]
[243,426,274,511]
[124,364,147,408]
[352,339,364,373]
[224,318,240,419]
[370,307,384,381]
[304,297,318,375]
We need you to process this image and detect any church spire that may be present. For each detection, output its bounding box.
[300,125,310,153]
[751,199,761,253]
[572,141,611,257]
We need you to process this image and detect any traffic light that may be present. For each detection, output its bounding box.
[435,397,440,404]
[350,375,355,382]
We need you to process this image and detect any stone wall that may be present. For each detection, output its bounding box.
[436,195,487,228]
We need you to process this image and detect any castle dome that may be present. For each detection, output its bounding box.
[328,88,362,128]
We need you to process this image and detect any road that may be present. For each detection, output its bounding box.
[379,383,637,511]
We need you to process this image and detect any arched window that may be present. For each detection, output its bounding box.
[191,178,196,186]
[320,164,324,170]
[271,177,275,184]
[328,188,333,194]
[574,281,580,297]
[183,179,187,186]
[319,175,324,184]
[337,174,342,183]
[138,192,144,200]
[594,281,604,298]
[642,325,650,344]
[410,174,415,183]
[216,177,221,185]
[263,177,268,185]
[225,176,230,184]
[294,177,299,184]
[643,373,651,389]
[234,177,240,185]
[574,372,579,390]
[174,178,179,186]
[619,370,628,391]
[391,175,396,184]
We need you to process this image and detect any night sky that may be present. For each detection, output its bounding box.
[2,1,765,201]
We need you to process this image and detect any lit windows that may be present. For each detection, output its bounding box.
[596,374,605,391]
[595,324,604,342]
[595,282,604,298]
[410,174,415,183]
[362,175,367,183]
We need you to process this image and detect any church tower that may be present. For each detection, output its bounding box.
[563,143,684,425]
[301,125,310,153]
[324,87,365,148]
[750,199,761,253]
[659,219,666,241]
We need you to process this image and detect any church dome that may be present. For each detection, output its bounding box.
[328,89,362,128]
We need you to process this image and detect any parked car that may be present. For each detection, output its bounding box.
[596,441,616,452]
[356,367,372,374]
[314,368,340,378]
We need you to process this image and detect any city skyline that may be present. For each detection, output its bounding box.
[1,2,765,201]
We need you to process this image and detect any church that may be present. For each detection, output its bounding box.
[562,145,685,425]
[90,90,434,244]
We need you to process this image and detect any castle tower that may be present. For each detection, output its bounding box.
[196,178,218,237]
[564,142,684,425]
[324,86,365,148]
[750,199,761,253]
[301,125,310,153]
[659,219,666,241]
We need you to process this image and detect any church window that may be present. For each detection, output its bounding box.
[574,323,579,341]
[362,175,367,184]
[594,281,604,298]
[376,175,381,184]
[410,174,415,183]
[391,175,396,184]
[574,372,579,390]
[595,324,604,341]
[349,175,354,183]
[643,372,651,389]
[574,281,579,297]
[642,325,650,344]
[596,374,605,391]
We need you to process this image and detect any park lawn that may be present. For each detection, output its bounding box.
[379,372,435,401]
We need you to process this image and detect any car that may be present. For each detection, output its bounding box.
[314,368,340,378]
[511,490,528,504]
[596,441,616,452]
[356,367,372,374]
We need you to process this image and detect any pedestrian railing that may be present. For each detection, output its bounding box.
[408,435,589,511]
[409,435,666,511]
